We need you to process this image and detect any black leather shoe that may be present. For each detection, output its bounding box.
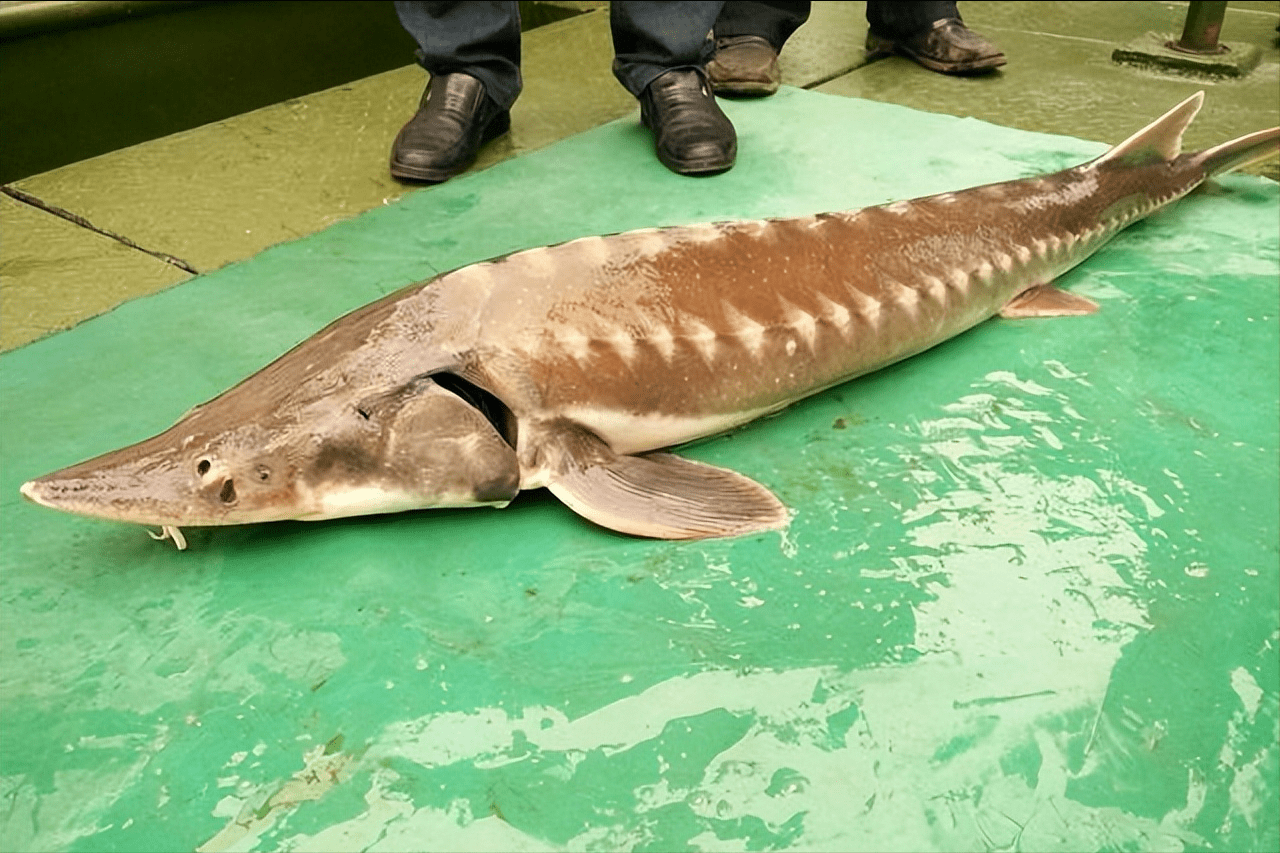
[390,73,511,183]
[639,69,736,176]
[866,18,1006,75]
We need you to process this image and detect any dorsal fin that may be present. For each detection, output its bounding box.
[1093,91,1204,168]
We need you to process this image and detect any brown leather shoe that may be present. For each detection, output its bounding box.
[706,35,781,98]
[639,68,737,176]
[389,73,511,183]
[865,18,1006,75]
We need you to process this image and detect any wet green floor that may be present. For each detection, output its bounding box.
[3,85,1278,851]
[2,3,1279,852]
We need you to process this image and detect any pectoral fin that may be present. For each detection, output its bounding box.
[1000,284,1099,318]
[538,424,789,539]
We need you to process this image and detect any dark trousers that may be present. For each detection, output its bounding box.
[393,1,724,109]
[393,1,522,107]
[713,1,809,50]
[712,0,962,50]
[866,0,962,37]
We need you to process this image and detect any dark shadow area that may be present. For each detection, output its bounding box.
[0,0,582,184]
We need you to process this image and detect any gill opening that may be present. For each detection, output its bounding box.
[431,373,518,449]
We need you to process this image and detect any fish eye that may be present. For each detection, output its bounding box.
[196,459,211,476]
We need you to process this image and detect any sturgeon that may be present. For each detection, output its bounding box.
[20,93,1280,547]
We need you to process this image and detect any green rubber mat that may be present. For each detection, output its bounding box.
[2,87,1277,852]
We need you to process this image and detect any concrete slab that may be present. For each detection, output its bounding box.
[0,193,189,350]
[5,9,627,281]
[816,1,1280,178]
[1112,32,1263,79]
[776,0,873,87]
[957,0,1278,42]
[0,8,637,354]
[0,0,422,184]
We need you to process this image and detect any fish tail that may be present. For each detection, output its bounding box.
[1189,125,1280,179]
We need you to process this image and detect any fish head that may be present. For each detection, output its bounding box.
[20,374,521,528]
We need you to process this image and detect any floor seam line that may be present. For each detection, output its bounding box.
[801,62,873,90]
[1,184,200,275]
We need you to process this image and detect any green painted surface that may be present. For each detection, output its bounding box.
[818,1,1280,179]
[0,194,190,351]
[1,88,1278,852]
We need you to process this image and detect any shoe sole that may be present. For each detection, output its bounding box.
[389,112,512,183]
[709,79,780,99]
[658,155,735,176]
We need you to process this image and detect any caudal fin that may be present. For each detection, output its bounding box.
[1190,125,1280,178]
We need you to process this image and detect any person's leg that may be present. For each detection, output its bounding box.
[609,1,723,98]
[610,1,737,176]
[865,0,957,40]
[865,1,1005,75]
[389,1,520,183]
[706,1,811,97]
[395,0,521,109]
[714,1,809,48]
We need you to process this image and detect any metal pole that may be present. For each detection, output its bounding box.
[1169,1,1229,55]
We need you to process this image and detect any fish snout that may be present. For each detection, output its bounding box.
[18,459,185,526]
[19,478,50,507]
